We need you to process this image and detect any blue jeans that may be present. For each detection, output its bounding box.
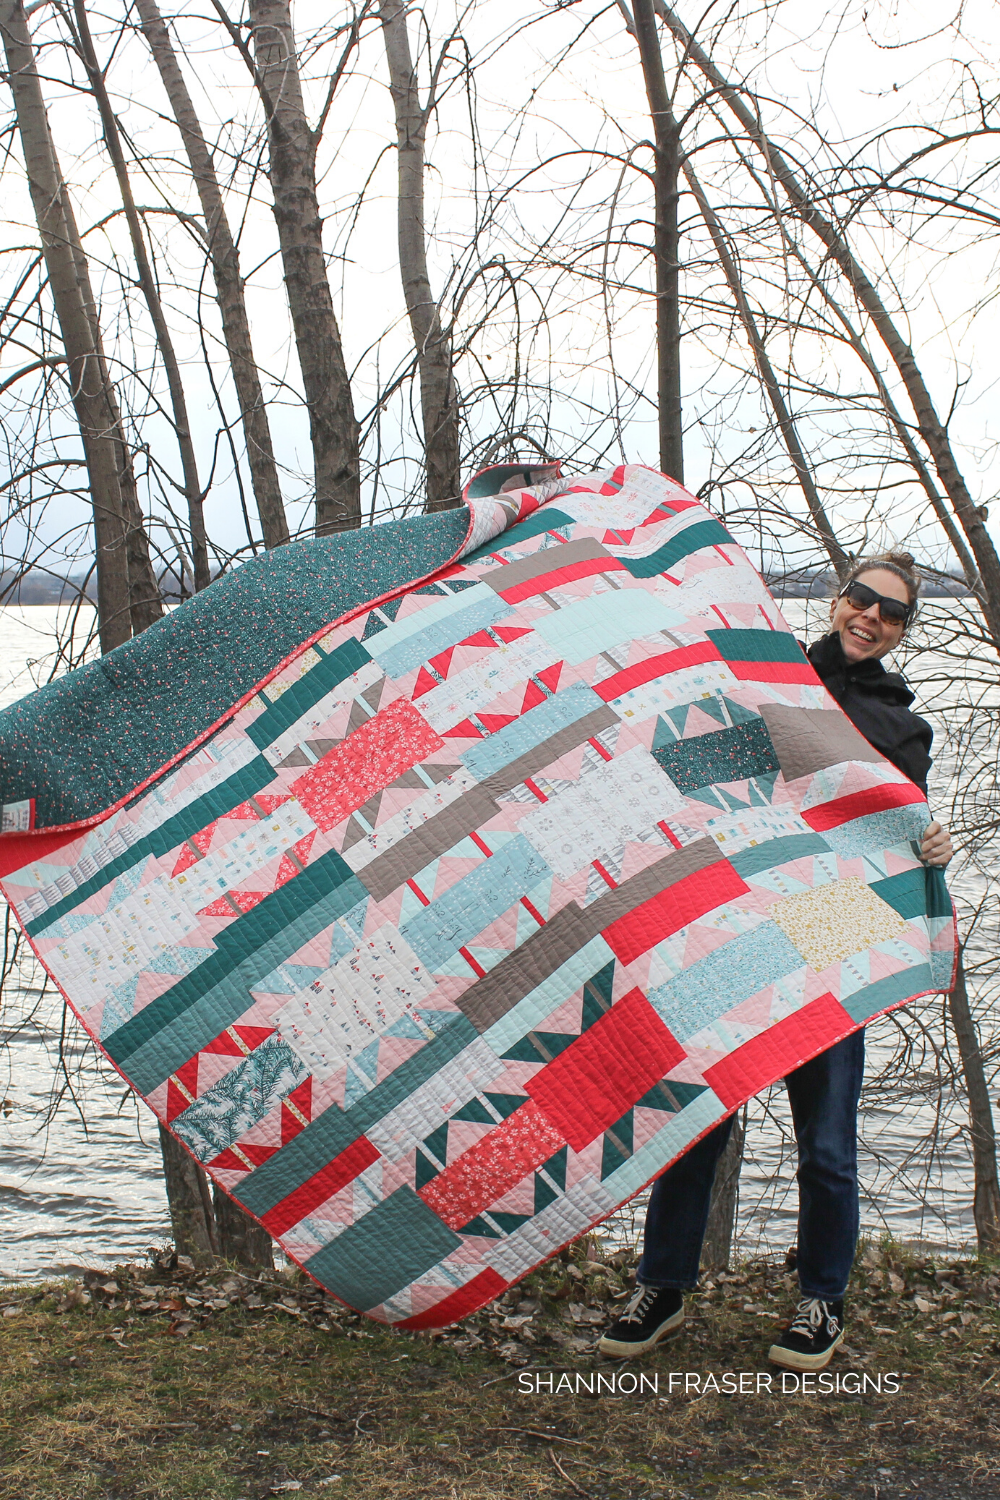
[637,1029,865,1301]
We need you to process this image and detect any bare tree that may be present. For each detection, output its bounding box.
[2,0,136,650]
[656,0,1000,649]
[134,0,289,552]
[378,0,461,511]
[212,0,362,535]
[629,0,682,483]
[69,0,210,591]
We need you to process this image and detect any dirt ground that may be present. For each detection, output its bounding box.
[2,1239,999,1499]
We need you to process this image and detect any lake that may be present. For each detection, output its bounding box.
[0,600,992,1281]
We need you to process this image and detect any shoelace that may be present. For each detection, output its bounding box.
[788,1297,836,1338]
[620,1285,659,1324]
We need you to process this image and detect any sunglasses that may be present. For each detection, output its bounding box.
[838,581,914,627]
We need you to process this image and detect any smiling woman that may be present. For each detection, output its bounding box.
[600,546,955,1373]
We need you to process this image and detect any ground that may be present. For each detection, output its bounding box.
[1,1239,999,1499]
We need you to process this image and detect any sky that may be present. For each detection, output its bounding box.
[0,0,998,577]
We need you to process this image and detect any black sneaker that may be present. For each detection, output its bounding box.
[768,1296,845,1371]
[598,1284,684,1358]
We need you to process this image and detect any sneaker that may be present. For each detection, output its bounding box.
[768,1296,845,1371]
[598,1284,684,1358]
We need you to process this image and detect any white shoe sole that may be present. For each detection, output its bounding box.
[767,1328,844,1372]
[598,1307,685,1359]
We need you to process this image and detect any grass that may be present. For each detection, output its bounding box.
[2,1238,999,1499]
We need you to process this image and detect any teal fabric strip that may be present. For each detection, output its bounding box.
[461,509,574,565]
[304,1186,463,1312]
[871,866,953,921]
[620,518,733,579]
[234,1014,477,1215]
[706,628,806,664]
[246,637,371,749]
[104,846,359,1068]
[728,832,832,877]
[26,755,274,937]
[840,965,934,1022]
[0,509,471,827]
[123,875,368,1095]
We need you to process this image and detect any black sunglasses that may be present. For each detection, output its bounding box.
[838,580,914,627]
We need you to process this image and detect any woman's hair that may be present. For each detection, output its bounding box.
[841,550,921,608]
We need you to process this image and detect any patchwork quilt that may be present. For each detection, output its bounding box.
[0,464,955,1328]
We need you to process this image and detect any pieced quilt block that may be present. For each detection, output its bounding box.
[0,463,955,1327]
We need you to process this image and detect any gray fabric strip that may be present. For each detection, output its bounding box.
[758,704,883,781]
[355,703,618,901]
[454,836,725,1032]
[478,537,616,594]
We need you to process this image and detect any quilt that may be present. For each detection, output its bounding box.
[0,463,955,1328]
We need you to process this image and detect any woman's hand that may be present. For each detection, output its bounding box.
[920,821,953,867]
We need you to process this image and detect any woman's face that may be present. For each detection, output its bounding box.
[828,567,911,664]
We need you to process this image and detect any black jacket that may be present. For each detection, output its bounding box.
[806,632,933,795]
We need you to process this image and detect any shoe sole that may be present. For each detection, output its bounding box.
[598,1308,685,1359]
[767,1328,844,1372]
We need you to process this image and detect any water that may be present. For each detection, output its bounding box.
[0,602,993,1281]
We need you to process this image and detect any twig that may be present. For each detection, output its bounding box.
[353,1410,373,1437]
[549,1446,590,1497]
[486,1426,590,1447]
[289,1401,341,1422]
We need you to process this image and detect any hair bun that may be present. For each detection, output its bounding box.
[884,549,917,573]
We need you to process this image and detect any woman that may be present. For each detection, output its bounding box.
[599,552,953,1370]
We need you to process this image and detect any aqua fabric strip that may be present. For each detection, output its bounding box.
[246,637,371,749]
[304,1186,463,1311]
[531,590,683,664]
[104,846,360,1067]
[371,588,514,680]
[649,922,806,1042]
[234,1015,477,1215]
[26,755,275,937]
[400,835,551,970]
[619,518,734,578]
[460,682,607,781]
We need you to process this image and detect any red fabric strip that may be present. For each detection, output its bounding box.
[291,697,444,832]
[724,659,817,684]
[260,1135,381,1237]
[602,860,749,966]
[417,1100,565,1231]
[801,780,925,831]
[395,1267,510,1330]
[497,554,627,603]
[703,991,856,1109]
[594,641,723,702]
[527,987,686,1153]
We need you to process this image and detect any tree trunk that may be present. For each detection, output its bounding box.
[947,957,1000,1253]
[684,161,850,579]
[701,1111,745,1273]
[1,0,131,651]
[158,1124,218,1263]
[58,178,164,634]
[631,0,683,483]
[656,0,1000,649]
[71,0,210,593]
[378,0,461,511]
[213,1184,274,1269]
[248,0,360,535]
[134,0,289,551]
